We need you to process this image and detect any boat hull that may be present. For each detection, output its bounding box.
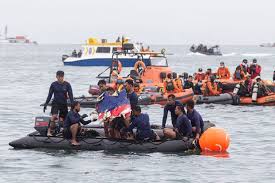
[63,57,151,67]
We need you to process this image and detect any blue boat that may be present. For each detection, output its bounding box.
[62,37,153,67]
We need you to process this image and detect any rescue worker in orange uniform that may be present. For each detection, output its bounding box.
[204,75,221,96]
[173,73,184,92]
[194,68,205,81]
[163,73,180,93]
[216,61,231,79]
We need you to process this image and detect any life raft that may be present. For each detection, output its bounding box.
[194,93,240,105]
[9,116,215,152]
[239,93,275,106]
[150,88,194,105]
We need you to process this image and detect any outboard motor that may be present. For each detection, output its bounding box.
[233,84,240,95]
[62,55,69,62]
[252,83,259,102]
[34,116,50,136]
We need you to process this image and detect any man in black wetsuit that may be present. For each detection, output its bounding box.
[125,79,138,109]
[44,71,74,136]
[162,94,181,128]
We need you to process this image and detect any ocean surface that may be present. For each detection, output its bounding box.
[0,44,275,183]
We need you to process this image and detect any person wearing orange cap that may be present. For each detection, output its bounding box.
[204,75,221,96]
[217,62,231,79]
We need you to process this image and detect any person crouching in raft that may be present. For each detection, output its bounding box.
[163,104,192,140]
[186,100,204,140]
[163,73,180,93]
[63,101,92,146]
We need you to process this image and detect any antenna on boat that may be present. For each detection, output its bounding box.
[4,25,7,39]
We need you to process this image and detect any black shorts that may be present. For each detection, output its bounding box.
[51,104,68,119]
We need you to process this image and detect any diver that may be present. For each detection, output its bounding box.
[63,101,92,146]
[251,76,270,101]
[194,68,205,81]
[236,59,249,75]
[123,106,160,141]
[233,67,245,81]
[77,50,82,57]
[204,75,221,96]
[249,59,261,79]
[186,100,204,140]
[125,79,138,110]
[217,61,231,79]
[163,73,179,93]
[162,94,181,128]
[233,74,253,97]
[183,75,194,90]
[72,49,77,57]
[163,104,192,139]
[97,80,108,95]
[43,71,74,137]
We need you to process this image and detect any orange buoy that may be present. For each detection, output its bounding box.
[199,127,230,152]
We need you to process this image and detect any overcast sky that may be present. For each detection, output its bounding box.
[1,0,275,45]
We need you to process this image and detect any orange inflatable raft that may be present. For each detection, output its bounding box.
[240,93,275,106]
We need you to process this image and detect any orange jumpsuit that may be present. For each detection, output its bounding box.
[205,81,220,96]
[163,79,179,93]
[217,67,230,79]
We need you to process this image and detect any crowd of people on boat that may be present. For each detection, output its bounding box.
[43,70,205,145]
[71,49,82,58]
[190,44,220,54]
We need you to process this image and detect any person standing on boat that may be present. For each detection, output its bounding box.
[163,103,192,139]
[63,101,92,146]
[248,59,261,79]
[77,50,82,57]
[111,59,122,75]
[43,71,74,136]
[162,94,181,128]
[186,100,204,140]
[217,61,231,79]
[125,79,138,109]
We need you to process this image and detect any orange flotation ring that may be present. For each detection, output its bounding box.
[111,60,122,74]
[134,60,146,74]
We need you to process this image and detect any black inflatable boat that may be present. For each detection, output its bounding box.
[194,93,240,105]
[9,117,215,152]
